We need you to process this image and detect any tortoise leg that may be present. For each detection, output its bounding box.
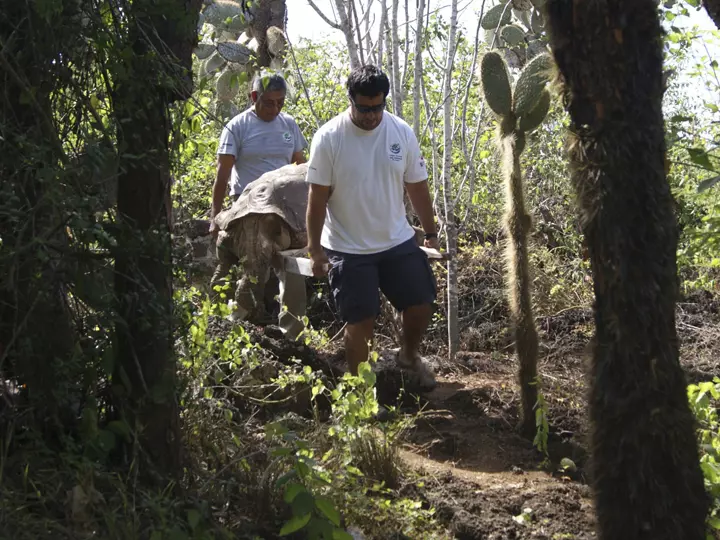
[210,230,238,299]
[230,216,271,323]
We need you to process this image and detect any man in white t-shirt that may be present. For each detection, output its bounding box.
[209,72,308,337]
[305,64,440,388]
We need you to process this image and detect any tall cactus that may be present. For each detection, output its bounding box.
[479,50,553,436]
[194,0,288,120]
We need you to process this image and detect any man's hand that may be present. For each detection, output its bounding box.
[424,236,441,251]
[308,247,329,277]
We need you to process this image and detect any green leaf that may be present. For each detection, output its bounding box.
[187,509,201,530]
[314,496,341,527]
[332,529,355,540]
[275,469,297,488]
[292,491,314,517]
[688,147,714,170]
[283,482,306,503]
[697,176,720,193]
[106,420,132,443]
[279,513,312,536]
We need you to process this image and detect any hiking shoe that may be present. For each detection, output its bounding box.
[393,349,437,391]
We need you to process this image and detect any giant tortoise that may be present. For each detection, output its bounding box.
[211,163,309,338]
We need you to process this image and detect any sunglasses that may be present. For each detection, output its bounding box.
[350,96,386,114]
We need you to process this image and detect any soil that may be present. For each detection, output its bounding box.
[202,259,720,539]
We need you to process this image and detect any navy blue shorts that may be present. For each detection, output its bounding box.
[324,237,438,324]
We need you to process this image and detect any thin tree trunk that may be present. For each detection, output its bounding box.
[412,0,426,137]
[349,0,366,65]
[377,0,387,70]
[442,0,459,359]
[390,0,403,117]
[544,1,710,537]
[334,0,361,69]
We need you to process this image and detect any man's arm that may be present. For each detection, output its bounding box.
[291,150,307,164]
[405,180,437,237]
[306,183,329,253]
[210,154,235,224]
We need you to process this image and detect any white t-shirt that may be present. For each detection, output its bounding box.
[218,107,307,195]
[305,109,428,254]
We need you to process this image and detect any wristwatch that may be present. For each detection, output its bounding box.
[424,232,437,240]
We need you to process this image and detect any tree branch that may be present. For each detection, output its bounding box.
[307,0,341,29]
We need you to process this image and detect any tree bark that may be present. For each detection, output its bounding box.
[251,0,287,68]
[412,0,426,136]
[334,0,361,69]
[703,0,720,29]
[442,0,459,360]
[112,0,200,477]
[544,1,710,537]
[0,0,75,431]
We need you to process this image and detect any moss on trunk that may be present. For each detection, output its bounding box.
[544,0,710,537]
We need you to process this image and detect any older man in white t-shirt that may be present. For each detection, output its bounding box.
[210,72,308,337]
[305,64,440,388]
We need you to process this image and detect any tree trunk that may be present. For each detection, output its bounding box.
[703,0,720,29]
[442,0,459,360]
[334,0,361,69]
[389,0,403,117]
[251,0,287,68]
[544,1,710,537]
[112,0,200,477]
[412,0,426,136]
[377,0,387,70]
[0,0,75,431]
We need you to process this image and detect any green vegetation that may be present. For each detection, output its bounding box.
[1,0,720,538]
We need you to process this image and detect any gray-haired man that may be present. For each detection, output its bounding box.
[210,72,308,336]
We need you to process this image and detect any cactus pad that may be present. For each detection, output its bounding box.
[202,0,250,32]
[194,43,215,59]
[511,0,533,10]
[481,3,512,30]
[512,52,553,117]
[216,68,241,101]
[202,51,227,77]
[480,51,513,117]
[501,25,526,47]
[216,41,253,64]
[531,8,544,33]
[518,88,550,133]
[266,26,286,57]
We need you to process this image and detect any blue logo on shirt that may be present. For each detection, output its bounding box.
[390,143,401,154]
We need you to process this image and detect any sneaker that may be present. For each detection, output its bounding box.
[393,349,437,391]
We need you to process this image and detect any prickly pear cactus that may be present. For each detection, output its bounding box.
[480,0,550,69]
[478,46,554,437]
[480,51,513,117]
[194,0,289,121]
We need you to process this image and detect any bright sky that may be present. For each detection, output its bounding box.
[286,0,718,47]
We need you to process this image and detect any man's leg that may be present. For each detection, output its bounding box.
[379,238,438,385]
[400,303,433,361]
[345,317,375,375]
[326,249,381,375]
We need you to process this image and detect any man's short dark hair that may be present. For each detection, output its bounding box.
[252,71,287,96]
[346,64,390,100]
